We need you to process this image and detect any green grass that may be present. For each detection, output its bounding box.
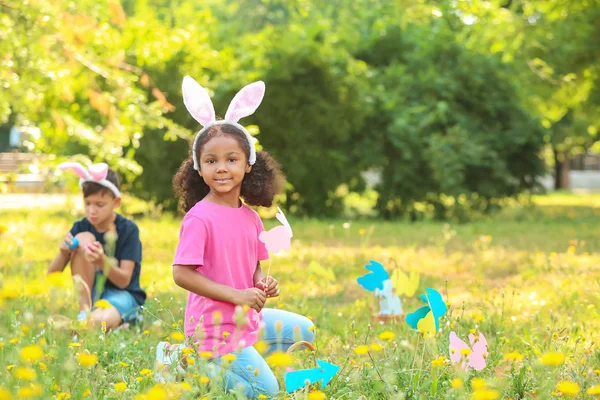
[0,192,599,399]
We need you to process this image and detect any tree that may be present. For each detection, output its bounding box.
[355,7,545,220]
[0,0,188,182]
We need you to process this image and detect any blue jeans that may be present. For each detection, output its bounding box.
[92,271,140,323]
[208,308,315,398]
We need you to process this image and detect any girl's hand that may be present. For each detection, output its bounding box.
[233,288,266,312]
[60,232,75,254]
[84,241,105,270]
[256,276,280,298]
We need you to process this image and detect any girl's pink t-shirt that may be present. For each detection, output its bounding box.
[173,200,269,357]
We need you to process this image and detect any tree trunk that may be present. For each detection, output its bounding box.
[553,149,570,190]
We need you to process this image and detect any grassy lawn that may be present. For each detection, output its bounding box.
[0,192,599,399]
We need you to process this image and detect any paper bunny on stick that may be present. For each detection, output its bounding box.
[182,76,265,170]
[259,207,293,254]
[57,162,121,198]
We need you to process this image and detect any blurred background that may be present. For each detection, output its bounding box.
[1,0,599,220]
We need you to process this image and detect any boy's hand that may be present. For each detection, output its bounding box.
[255,276,280,298]
[84,241,105,270]
[233,288,267,312]
[60,233,75,255]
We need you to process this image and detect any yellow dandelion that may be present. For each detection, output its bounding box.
[266,352,293,368]
[143,330,149,335]
[431,356,447,367]
[471,378,486,390]
[82,389,91,397]
[57,392,71,400]
[94,299,112,309]
[140,368,152,377]
[451,378,463,389]
[20,345,43,363]
[222,354,237,363]
[16,383,42,398]
[353,345,370,355]
[258,395,267,400]
[38,362,47,371]
[199,376,210,384]
[586,386,600,396]
[200,351,213,359]
[114,382,127,392]
[181,347,194,356]
[556,381,579,396]
[0,387,12,399]
[460,348,472,356]
[178,382,192,392]
[170,331,185,342]
[308,390,327,400]
[119,362,129,367]
[504,351,524,361]
[14,367,37,381]
[69,342,81,348]
[9,338,20,344]
[370,343,383,352]
[1,287,19,299]
[378,331,395,341]
[540,352,565,366]
[223,331,230,339]
[76,353,98,367]
[186,357,195,366]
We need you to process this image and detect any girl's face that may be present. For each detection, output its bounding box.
[198,134,252,197]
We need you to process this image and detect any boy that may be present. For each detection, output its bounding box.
[48,162,146,330]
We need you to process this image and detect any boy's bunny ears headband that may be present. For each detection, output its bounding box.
[182,76,265,170]
[57,162,121,198]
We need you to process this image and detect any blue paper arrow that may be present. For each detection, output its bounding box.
[356,260,389,292]
[284,359,340,393]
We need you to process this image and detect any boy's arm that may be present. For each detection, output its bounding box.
[48,231,76,274]
[105,259,135,289]
[48,251,70,274]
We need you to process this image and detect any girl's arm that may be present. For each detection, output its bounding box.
[253,263,264,285]
[173,264,267,312]
[253,262,280,298]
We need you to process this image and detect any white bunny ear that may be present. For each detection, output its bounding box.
[224,81,265,123]
[182,76,216,126]
[88,163,108,181]
[275,207,293,237]
[58,162,90,180]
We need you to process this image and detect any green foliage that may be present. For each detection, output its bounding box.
[3,0,600,217]
[356,15,544,219]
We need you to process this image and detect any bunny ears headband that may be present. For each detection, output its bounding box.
[57,162,121,198]
[182,76,266,170]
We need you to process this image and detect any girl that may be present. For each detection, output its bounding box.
[165,76,314,398]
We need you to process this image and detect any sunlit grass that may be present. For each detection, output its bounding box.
[0,192,599,398]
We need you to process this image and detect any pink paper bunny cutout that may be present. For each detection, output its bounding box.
[449,331,488,371]
[259,207,293,254]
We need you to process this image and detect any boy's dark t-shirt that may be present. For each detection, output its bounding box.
[70,214,146,306]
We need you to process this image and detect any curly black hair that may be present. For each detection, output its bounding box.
[173,124,285,212]
[82,169,120,198]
